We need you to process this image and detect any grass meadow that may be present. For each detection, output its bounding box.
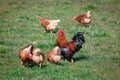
[0,0,120,80]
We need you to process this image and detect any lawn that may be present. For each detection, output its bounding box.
[0,0,120,80]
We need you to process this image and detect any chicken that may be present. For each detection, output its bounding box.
[73,11,91,27]
[19,42,36,67]
[57,29,85,62]
[32,48,44,67]
[39,17,60,33]
[46,46,61,63]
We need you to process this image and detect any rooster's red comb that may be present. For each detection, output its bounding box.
[58,29,64,34]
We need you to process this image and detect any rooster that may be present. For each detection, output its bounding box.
[32,48,44,67]
[73,11,91,27]
[19,42,36,67]
[57,29,85,62]
[46,46,61,63]
[39,17,60,33]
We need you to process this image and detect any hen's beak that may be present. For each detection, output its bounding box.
[32,42,36,46]
[73,16,76,20]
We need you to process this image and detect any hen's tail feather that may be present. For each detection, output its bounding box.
[57,19,60,22]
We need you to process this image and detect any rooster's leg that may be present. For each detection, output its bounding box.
[65,59,68,62]
[71,59,74,63]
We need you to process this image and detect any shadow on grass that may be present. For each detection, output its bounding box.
[24,62,47,68]
[26,64,47,69]
[53,62,64,66]
[74,55,89,62]
[47,62,64,66]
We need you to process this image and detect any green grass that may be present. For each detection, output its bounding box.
[0,0,120,80]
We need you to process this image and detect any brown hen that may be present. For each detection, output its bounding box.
[47,46,61,63]
[19,42,36,66]
[32,48,44,67]
[39,17,60,33]
[73,11,91,27]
